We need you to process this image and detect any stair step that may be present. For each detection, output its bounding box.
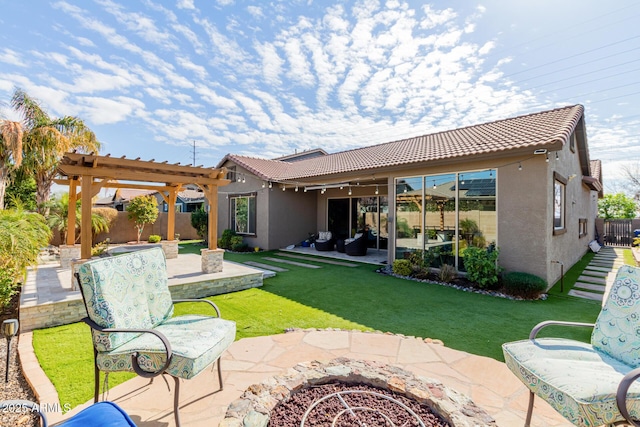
[568,289,603,301]
[573,282,606,292]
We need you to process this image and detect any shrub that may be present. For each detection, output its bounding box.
[218,229,236,249]
[438,264,457,283]
[0,267,19,310]
[503,272,547,299]
[230,235,245,251]
[91,240,109,257]
[392,259,412,276]
[148,234,161,243]
[190,207,208,241]
[463,246,500,289]
[407,250,425,271]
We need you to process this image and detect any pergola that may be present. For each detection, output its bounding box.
[55,152,229,260]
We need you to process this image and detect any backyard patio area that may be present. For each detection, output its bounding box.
[15,244,610,426]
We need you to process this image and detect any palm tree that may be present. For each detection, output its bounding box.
[46,192,79,243]
[0,120,24,209]
[10,89,100,212]
[46,193,117,244]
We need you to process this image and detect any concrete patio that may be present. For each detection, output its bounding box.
[15,246,579,426]
[19,328,572,427]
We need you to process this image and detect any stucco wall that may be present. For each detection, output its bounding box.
[216,163,317,250]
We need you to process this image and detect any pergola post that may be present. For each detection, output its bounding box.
[166,186,180,241]
[81,175,93,259]
[207,185,218,250]
[67,178,78,246]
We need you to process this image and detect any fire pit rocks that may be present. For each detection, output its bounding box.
[220,358,496,427]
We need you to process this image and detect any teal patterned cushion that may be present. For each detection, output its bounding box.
[503,338,640,427]
[137,248,174,326]
[96,315,236,379]
[592,265,640,368]
[77,248,174,352]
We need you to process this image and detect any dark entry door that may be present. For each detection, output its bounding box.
[328,199,350,240]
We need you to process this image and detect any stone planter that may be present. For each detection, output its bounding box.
[59,245,81,269]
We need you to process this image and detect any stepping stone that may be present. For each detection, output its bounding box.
[573,282,606,292]
[585,266,615,273]
[244,261,288,272]
[275,252,358,267]
[577,275,606,285]
[568,289,603,301]
[262,257,322,269]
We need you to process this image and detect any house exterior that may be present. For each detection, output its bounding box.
[216,104,602,285]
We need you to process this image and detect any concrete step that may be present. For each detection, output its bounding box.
[577,275,606,285]
[275,252,359,267]
[262,257,322,269]
[573,282,606,292]
[568,289,604,301]
[585,266,616,273]
[244,261,288,272]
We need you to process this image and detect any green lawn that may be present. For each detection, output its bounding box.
[33,242,604,409]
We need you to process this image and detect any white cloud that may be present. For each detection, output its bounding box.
[75,96,145,124]
[247,6,263,18]
[0,48,26,67]
[216,0,235,6]
[176,0,195,10]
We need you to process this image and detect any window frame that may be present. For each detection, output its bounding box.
[553,172,567,235]
[230,193,257,236]
[578,218,588,238]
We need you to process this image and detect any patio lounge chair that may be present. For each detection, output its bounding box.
[75,247,236,427]
[315,231,335,251]
[502,265,640,427]
[0,400,136,426]
[345,232,368,256]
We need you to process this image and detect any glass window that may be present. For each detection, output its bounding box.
[395,177,423,259]
[457,170,496,271]
[579,218,587,238]
[553,173,567,234]
[395,170,496,270]
[230,194,256,235]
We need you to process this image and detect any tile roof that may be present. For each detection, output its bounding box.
[219,104,584,181]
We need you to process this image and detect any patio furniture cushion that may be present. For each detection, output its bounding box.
[503,337,640,427]
[318,231,332,241]
[591,265,640,368]
[77,248,174,352]
[59,401,137,427]
[96,314,236,379]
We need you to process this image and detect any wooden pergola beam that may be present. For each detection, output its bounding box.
[56,153,229,261]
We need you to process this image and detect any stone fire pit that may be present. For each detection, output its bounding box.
[221,358,496,427]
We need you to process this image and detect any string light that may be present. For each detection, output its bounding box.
[432,180,436,189]
[304,187,308,192]
[555,152,559,160]
[518,162,522,171]
[403,186,407,193]
[282,185,286,191]
[348,186,352,196]
[268,182,272,189]
[375,185,379,195]
[261,182,266,188]
[295,185,299,192]
[545,153,550,162]
[460,174,464,185]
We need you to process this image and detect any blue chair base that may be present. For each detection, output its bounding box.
[59,401,136,426]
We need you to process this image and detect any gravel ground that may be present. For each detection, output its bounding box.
[0,337,39,426]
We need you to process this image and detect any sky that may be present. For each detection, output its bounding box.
[0,0,639,193]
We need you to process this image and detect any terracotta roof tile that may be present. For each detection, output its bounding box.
[221,104,584,181]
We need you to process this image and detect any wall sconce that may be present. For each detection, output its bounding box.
[2,319,19,383]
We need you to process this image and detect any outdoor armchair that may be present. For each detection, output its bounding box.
[345,232,368,256]
[502,265,640,427]
[75,247,236,427]
[315,231,335,251]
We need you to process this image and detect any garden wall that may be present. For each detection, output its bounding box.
[49,212,200,246]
